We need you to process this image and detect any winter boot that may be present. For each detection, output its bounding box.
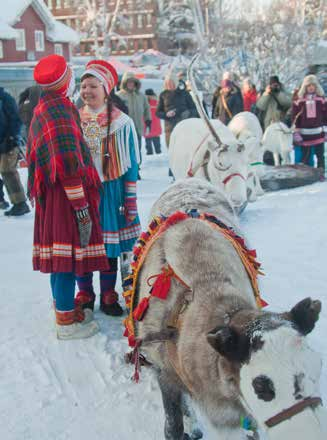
[56,320,100,340]
[4,201,30,216]
[55,309,99,340]
[75,290,96,311]
[100,290,124,316]
[0,200,9,209]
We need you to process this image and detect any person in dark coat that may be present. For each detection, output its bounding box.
[0,87,30,216]
[18,85,41,134]
[213,79,244,124]
[156,72,198,148]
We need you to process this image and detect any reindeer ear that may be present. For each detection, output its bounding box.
[289,297,321,335]
[207,326,250,362]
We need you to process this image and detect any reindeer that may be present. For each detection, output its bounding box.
[131,178,325,440]
[262,122,293,166]
[228,111,265,202]
[168,55,249,213]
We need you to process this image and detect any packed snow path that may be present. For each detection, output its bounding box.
[0,152,326,440]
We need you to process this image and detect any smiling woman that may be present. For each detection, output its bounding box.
[77,59,142,317]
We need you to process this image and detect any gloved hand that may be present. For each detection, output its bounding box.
[293,131,303,145]
[76,206,92,248]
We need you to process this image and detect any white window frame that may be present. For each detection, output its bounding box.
[54,43,63,55]
[48,0,53,9]
[35,30,45,52]
[56,0,61,8]
[137,15,143,29]
[0,41,3,59]
[15,29,26,51]
[147,13,152,26]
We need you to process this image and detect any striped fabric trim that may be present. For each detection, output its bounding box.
[42,66,72,92]
[125,182,136,194]
[75,244,107,260]
[102,224,141,244]
[33,243,107,260]
[64,184,85,201]
[300,127,324,135]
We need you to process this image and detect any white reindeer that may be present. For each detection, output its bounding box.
[168,55,249,212]
[228,111,265,202]
[262,122,293,165]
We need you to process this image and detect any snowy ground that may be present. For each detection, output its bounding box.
[0,147,326,440]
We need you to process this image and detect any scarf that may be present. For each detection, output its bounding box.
[27,92,101,203]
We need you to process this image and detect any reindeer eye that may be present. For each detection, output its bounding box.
[252,375,275,401]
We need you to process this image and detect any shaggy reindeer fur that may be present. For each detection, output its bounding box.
[134,178,322,440]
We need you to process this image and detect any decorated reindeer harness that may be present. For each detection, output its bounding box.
[123,210,267,383]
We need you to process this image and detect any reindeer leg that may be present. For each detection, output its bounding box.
[273,152,280,166]
[182,394,203,439]
[158,372,185,440]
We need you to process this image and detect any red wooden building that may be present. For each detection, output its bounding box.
[0,0,79,63]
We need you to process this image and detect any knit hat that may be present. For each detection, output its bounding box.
[269,75,280,85]
[81,60,118,94]
[34,54,72,95]
[298,74,325,98]
[145,88,155,96]
[221,79,233,88]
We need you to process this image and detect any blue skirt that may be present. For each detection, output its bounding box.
[99,180,141,258]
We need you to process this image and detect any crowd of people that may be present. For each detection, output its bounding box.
[0,54,326,340]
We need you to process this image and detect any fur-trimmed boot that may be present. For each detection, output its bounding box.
[100,290,124,316]
[75,290,96,311]
[55,309,99,340]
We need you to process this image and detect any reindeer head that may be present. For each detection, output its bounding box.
[207,298,326,439]
[206,140,248,209]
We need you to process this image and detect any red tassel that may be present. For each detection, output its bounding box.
[123,328,129,337]
[134,246,142,256]
[140,232,149,241]
[151,269,172,300]
[248,249,257,258]
[260,298,269,308]
[133,297,150,321]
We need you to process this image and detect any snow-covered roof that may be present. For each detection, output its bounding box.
[0,0,79,44]
[0,18,18,40]
[47,20,80,45]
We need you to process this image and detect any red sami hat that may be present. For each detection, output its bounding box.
[34,54,72,94]
[82,60,118,94]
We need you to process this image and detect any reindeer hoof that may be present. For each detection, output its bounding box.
[290,297,322,335]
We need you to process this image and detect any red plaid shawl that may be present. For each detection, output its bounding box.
[27,92,101,202]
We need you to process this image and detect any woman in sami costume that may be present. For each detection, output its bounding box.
[76,60,141,316]
[27,55,109,340]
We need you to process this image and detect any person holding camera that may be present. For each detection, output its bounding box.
[0,87,30,216]
[256,75,292,130]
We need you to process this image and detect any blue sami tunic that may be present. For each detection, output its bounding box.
[80,105,141,257]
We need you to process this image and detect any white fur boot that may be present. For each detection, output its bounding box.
[56,318,100,340]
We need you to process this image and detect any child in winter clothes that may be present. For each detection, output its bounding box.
[143,89,162,155]
[292,75,326,175]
